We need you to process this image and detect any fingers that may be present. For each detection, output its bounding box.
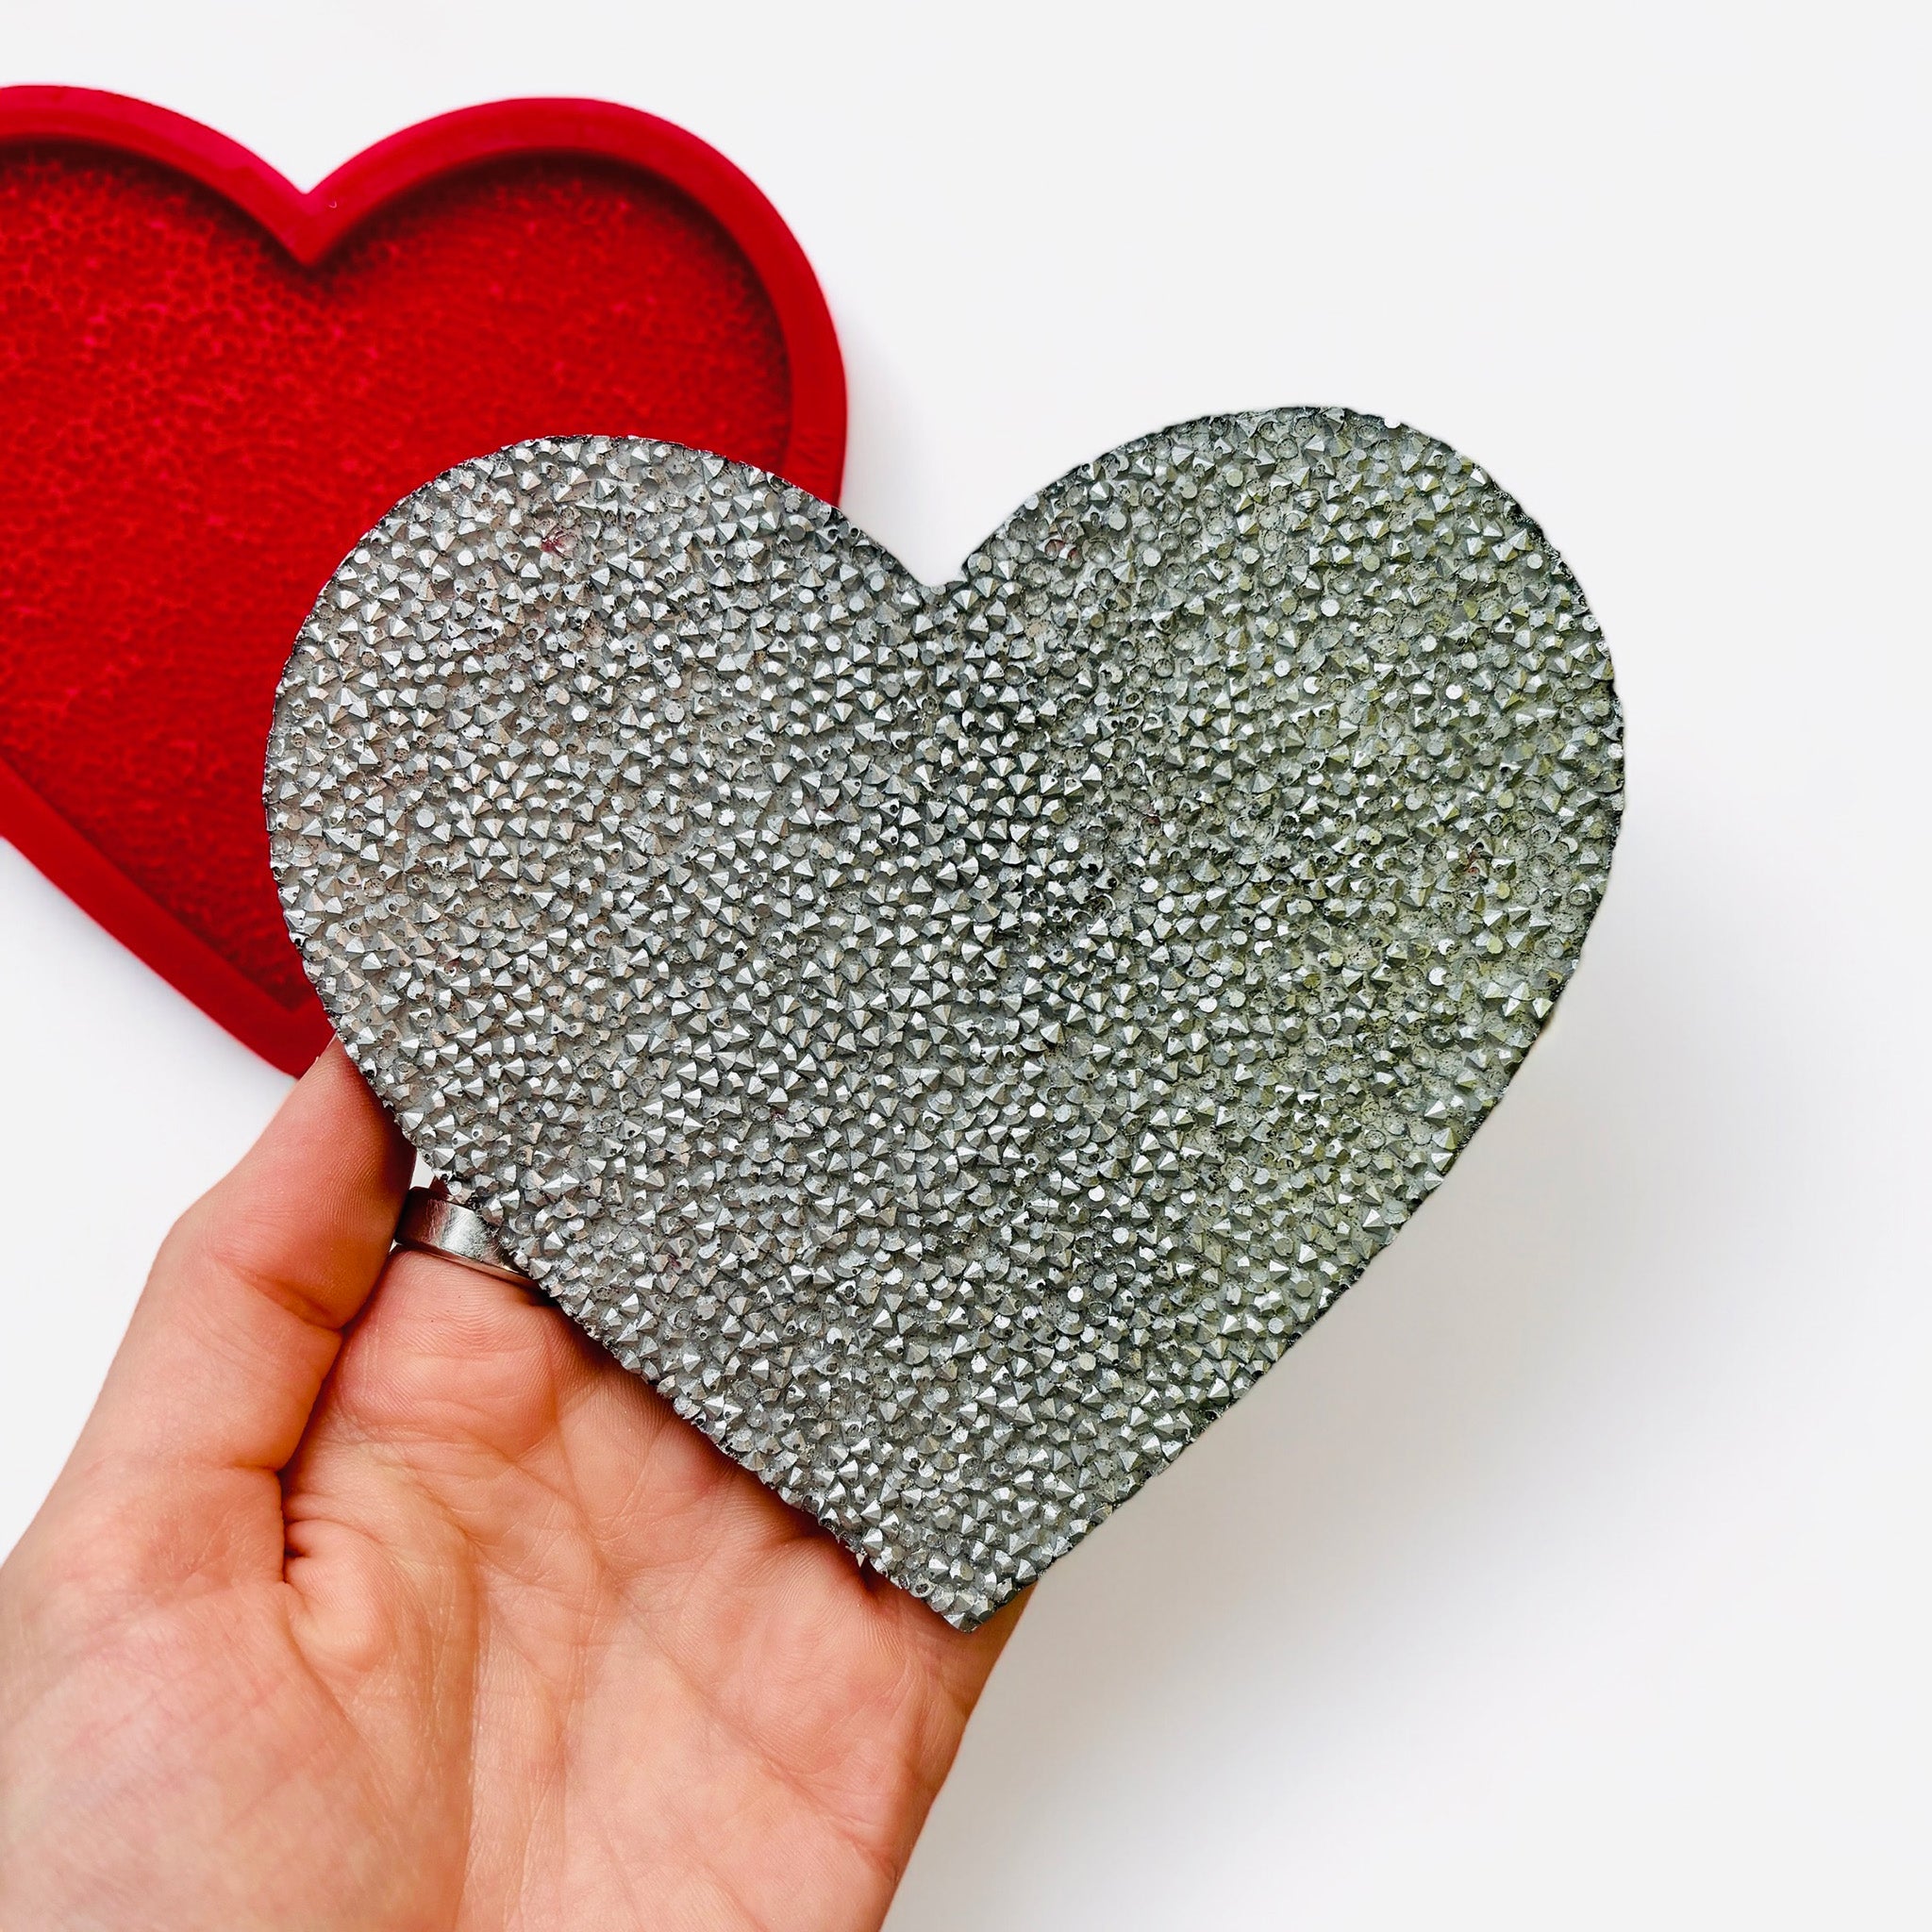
[81,1043,412,1480]
[319,1243,582,1459]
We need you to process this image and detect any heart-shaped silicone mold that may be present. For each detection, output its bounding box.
[0,88,842,1069]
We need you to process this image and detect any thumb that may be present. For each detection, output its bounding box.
[75,1043,411,1503]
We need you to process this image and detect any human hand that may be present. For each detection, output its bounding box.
[0,1047,1019,1930]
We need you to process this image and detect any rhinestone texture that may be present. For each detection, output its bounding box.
[267,409,1623,1627]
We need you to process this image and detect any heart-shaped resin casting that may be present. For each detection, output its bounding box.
[268,410,1622,1625]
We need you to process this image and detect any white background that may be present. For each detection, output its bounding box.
[3,4,1927,1924]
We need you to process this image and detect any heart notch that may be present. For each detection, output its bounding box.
[268,408,1622,1626]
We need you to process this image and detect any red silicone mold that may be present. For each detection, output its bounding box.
[0,88,845,1071]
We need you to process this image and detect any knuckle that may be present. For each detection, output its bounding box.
[167,1197,344,1335]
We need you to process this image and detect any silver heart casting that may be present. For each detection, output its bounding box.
[267,408,1622,1626]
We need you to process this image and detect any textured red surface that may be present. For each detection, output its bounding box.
[0,90,845,1071]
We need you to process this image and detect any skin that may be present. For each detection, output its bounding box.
[0,1046,1020,1931]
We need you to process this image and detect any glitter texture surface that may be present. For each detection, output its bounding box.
[267,410,1622,1626]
